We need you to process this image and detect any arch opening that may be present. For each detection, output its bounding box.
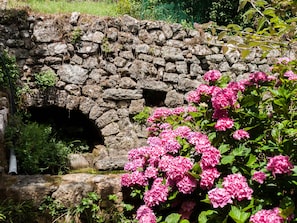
[27,105,104,151]
[143,89,166,107]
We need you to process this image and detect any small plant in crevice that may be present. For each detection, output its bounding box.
[34,70,57,90]
[71,27,82,44]
[132,106,151,125]
[40,192,136,223]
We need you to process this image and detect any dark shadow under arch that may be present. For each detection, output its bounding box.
[27,105,104,150]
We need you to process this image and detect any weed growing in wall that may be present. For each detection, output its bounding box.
[34,70,57,90]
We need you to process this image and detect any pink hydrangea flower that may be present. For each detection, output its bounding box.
[121,171,148,187]
[179,201,196,220]
[266,155,293,177]
[208,187,233,208]
[211,88,238,110]
[124,157,146,171]
[222,173,253,201]
[159,155,193,181]
[250,207,284,223]
[249,71,269,83]
[252,171,266,184]
[186,90,201,103]
[227,81,246,92]
[147,107,172,123]
[176,175,197,194]
[215,117,234,131]
[203,70,222,82]
[277,57,292,64]
[163,138,181,154]
[144,166,158,179]
[136,205,157,223]
[186,131,211,153]
[144,178,169,207]
[284,70,297,80]
[200,168,220,190]
[233,129,250,140]
[200,146,221,170]
[212,109,229,119]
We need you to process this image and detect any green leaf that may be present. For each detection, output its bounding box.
[257,17,268,32]
[241,49,251,59]
[164,213,181,223]
[180,220,190,223]
[218,31,227,40]
[221,155,235,165]
[229,206,250,223]
[246,154,257,168]
[273,98,286,106]
[222,45,229,54]
[227,24,242,31]
[263,7,276,17]
[218,144,230,154]
[238,0,248,11]
[198,210,217,223]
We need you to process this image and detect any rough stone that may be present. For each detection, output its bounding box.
[58,64,88,85]
[101,122,120,136]
[102,88,142,100]
[165,90,184,107]
[96,109,119,128]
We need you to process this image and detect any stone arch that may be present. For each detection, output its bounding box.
[27,105,103,150]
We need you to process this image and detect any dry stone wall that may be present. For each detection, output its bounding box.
[0,10,296,170]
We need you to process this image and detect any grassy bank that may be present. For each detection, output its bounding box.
[7,0,119,16]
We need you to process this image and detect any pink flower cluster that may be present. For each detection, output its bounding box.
[284,70,297,80]
[250,207,284,223]
[136,205,157,223]
[252,171,266,184]
[203,70,222,82]
[267,155,293,177]
[215,117,234,131]
[208,173,253,208]
[144,178,169,207]
[232,129,250,140]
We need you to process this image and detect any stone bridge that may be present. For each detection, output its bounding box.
[0,9,295,207]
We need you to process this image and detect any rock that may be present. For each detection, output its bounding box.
[165,90,184,107]
[33,20,61,42]
[70,12,80,25]
[68,154,90,170]
[58,64,88,85]
[162,46,184,61]
[102,88,142,100]
[96,109,119,128]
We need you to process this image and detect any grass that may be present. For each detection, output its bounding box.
[7,0,119,16]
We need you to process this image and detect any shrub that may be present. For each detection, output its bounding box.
[121,59,297,222]
[5,114,71,174]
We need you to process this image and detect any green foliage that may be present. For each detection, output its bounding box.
[0,199,36,223]
[34,70,57,90]
[4,114,71,174]
[40,192,136,223]
[71,27,82,44]
[0,50,19,90]
[133,106,151,124]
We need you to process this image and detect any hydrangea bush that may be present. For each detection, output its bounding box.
[121,58,297,223]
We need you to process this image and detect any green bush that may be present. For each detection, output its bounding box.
[5,114,71,174]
